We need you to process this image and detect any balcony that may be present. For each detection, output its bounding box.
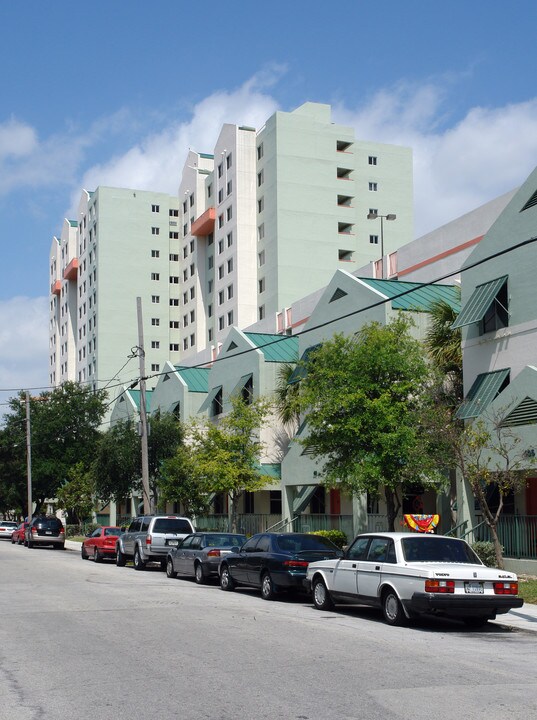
[51,280,61,295]
[63,258,79,281]
[191,207,216,237]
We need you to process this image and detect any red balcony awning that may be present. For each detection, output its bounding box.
[63,258,79,281]
[191,208,215,237]
[51,280,61,295]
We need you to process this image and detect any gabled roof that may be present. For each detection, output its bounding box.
[173,366,210,393]
[358,278,461,313]
[128,389,152,412]
[243,333,299,362]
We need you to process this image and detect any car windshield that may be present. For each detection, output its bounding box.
[104,527,122,536]
[275,534,338,553]
[205,534,246,547]
[401,537,482,564]
[1,522,17,528]
[152,518,192,533]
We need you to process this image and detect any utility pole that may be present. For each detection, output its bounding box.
[25,391,33,521]
[136,297,152,514]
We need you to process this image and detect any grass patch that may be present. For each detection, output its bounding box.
[69,536,85,543]
[518,577,537,605]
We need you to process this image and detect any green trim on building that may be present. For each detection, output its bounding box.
[451,276,507,329]
[199,385,222,412]
[258,463,281,479]
[361,278,461,313]
[244,333,299,363]
[199,153,214,159]
[128,389,152,412]
[69,220,78,227]
[455,368,510,420]
[174,366,210,393]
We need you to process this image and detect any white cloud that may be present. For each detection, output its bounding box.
[0,296,49,415]
[333,83,537,235]
[0,118,37,159]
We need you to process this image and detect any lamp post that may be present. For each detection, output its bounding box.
[367,211,396,278]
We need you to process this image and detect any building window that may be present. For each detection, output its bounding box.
[152,227,160,235]
[151,364,160,372]
[169,231,179,239]
[151,204,160,212]
[190,263,195,276]
[151,341,160,349]
[183,314,189,327]
[190,287,195,299]
[218,239,224,254]
[218,214,224,229]
[218,315,225,330]
[226,206,232,222]
[258,250,265,266]
[258,224,265,241]
[183,292,188,304]
[257,170,264,187]
[337,167,352,179]
[183,245,188,258]
[208,304,213,317]
[208,279,213,293]
[226,153,232,169]
[212,388,223,416]
[227,284,233,300]
[170,343,180,352]
[207,184,212,198]
[369,234,379,245]
[218,188,223,204]
[227,310,233,326]
[183,201,187,213]
[369,182,378,191]
[170,276,179,284]
[190,334,195,347]
[189,193,194,207]
[183,338,188,350]
[151,273,160,281]
[169,253,179,261]
[169,208,179,217]
[208,328,213,342]
[151,295,160,304]
[257,143,264,160]
[218,290,224,305]
[369,208,378,216]
[258,305,265,320]
[151,250,160,258]
[208,255,214,270]
[170,298,179,306]
[227,180,232,196]
[258,197,264,213]
[183,224,188,236]
[189,239,194,253]
[227,231,233,247]
[270,491,282,514]
[218,265,224,280]
[259,277,265,293]
[368,156,377,165]
[151,318,160,326]
[227,257,233,273]
[170,321,179,329]
[190,310,195,322]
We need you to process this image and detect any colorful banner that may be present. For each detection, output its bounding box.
[403,514,440,533]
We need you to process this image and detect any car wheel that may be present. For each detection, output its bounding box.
[194,562,206,585]
[93,547,102,563]
[261,571,276,601]
[11,537,15,544]
[81,545,89,560]
[133,546,146,571]
[166,557,177,579]
[220,564,235,591]
[312,577,334,611]
[382,589,406,626]
[56,544,65,550]
[18,537,23,545]
[116,546,127,567]
[463,617,489,629]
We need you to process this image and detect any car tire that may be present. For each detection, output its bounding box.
[94,547,102,563]
[194,562,206,585]
[56,544,64,550]
[382,589,406,626]
[261,571,276,601]
[81,545,89,560]
[133,546,146,571]
[116,545,127,567]
[18,538,23,546]
[166,557,177,578]
[312,577,334,611]
[11,537,15,544]
[220,564,235,591]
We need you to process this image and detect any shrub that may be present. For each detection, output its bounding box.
[66,523,100,538]
[309,529,348,549]
[472,541,499,567]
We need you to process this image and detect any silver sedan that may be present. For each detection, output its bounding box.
[166,532,247,584]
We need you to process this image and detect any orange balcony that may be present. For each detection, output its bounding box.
[51,280,61,295]
[191,208,215,237]
[63,257,79,281]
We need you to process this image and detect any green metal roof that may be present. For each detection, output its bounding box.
[128,389,152,412]
[359,278,461,313]
[451,276,507,329]
[257,463,281,479]
[199,153,214,159]
[69,220,78,227]
[455,369,510,420]
[244,333,299,362]
[173,366,210,393]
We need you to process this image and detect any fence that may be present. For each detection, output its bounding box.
[474,514,537,560]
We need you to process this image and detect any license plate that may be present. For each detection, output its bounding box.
[45,531,52,535]
[167,539,179,546]
[465,582,484,594]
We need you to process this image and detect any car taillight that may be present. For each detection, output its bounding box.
[283,560,310,568]
[494,581,518,595]
[59,527,65,535]
[207,549,221,557]
[146,535,152,545]
[425,579,455,593]
[31,527,37,534]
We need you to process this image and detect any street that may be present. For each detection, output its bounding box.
[1,541,535,720]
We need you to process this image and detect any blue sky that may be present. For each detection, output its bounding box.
[1,0,537,407]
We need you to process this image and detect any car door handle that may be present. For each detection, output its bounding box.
[375,566,380,570]
[352,563,356,568]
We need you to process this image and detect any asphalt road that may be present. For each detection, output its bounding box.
[1,541,535,720]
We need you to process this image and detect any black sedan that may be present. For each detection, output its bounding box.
[166,532,247,583]
[219,532,342,600]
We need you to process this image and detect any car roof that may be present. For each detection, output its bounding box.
[353,532,459,541]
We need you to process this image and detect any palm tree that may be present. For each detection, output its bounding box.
[424,294,463,407]
[274,362,302,431]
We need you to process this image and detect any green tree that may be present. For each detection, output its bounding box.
[184,395,273,532]
[0,383,107,514]
[159,444,212,517]
[147,410,185,510]
[424,293,463,409]
[296,319,443,531]
[55,463,95,527]
[91,420,141,505]
[274,361,301,430]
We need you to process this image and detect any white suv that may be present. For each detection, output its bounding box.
[115,515,194,570]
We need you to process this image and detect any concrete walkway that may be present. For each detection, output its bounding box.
[64,540,537,633]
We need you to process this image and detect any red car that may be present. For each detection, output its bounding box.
[81,526,124,562]
[11,521,29,545]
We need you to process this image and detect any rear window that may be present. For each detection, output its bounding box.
[204,534,246,548]
[275,534,338,553]
[104,527,122,536]
[401,537,482,564]
[35,518,63,530]
[152,518,192,534]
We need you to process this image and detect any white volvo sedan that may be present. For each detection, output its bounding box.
[304,532,524,627]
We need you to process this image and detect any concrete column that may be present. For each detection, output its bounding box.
[282,485,295,531]
[352,493,368,536]
[108,500,117,526]
[455,467,478,543]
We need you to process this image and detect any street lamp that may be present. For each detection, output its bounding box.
[367,211,396,278]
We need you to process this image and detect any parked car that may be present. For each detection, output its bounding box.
[116,515,195,570]
[219,532,342,600]
[0,521,18,540]
[305,532,524,627]
[81,526,124,562]
[166,532,247,583]
[11,521,29,545]
[25,516,65,549]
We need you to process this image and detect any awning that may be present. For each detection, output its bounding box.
[455,369,510,420]
[198,385,222,413]
[288,344,322,384]
[451,276,507,329]
[231,373,253,397]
